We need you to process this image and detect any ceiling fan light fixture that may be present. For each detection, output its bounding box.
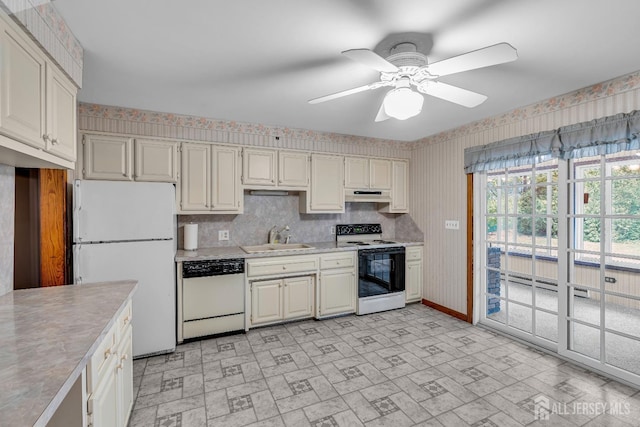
[383,87,423,120]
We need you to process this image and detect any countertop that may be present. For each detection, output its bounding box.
[0,280,137,427]
[175,240,423,262]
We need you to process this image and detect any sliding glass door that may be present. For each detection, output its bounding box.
[477,149,640,385]
[480,159,559,349]
[563,149,640,381]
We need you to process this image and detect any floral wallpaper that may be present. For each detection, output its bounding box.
[78,103,414,158]
[416,70,640,147]
[0,0,83,85]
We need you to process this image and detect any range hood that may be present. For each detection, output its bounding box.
[345,190,392,203]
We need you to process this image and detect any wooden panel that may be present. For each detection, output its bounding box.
[39,168,66,286]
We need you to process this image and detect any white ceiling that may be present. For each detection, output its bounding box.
[53,0,640,142]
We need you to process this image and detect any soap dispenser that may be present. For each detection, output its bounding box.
[268,226,277,244]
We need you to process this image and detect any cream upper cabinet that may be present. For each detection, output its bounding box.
[82,134,179,183]
[243,148,277,186]
[380,159,409,213]
[300,153,344,213]
[0,21,45,149]
[345,157,391,190]
[0,14,77,168]
[243,147,309,189]
[45,63,77,161]
[180,142,209,211]
[179,142,242,214]
[344,157,369,189]
[83,134,133,181]
[211,145,241,211]
[405,246,423,303]
[278,150,309,187]
[134,139,178,182]
[370,158,392,190]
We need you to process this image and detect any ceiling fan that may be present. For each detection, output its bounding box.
[309,38,518,121]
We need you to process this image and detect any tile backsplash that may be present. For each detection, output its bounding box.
[178,193,423,249]
[0,165,15,296]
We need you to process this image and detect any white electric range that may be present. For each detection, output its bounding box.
[336,224,406,315]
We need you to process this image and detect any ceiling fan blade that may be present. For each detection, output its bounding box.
[342,49,398,73]
[374,102,390,122]
[308,84,376,104]
[419,81,487,108]
[308,81,392,104]
[427,42,517,77]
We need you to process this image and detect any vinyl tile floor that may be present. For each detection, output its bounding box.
[128,303,640,427]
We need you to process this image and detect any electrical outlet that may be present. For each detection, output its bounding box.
[330,226,336,235]
[445,220,460,230]
[219,230,230,241]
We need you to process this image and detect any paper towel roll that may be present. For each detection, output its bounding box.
[184,223,198,250]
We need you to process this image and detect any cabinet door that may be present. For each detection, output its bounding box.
[180,142,210,211]
[0,24,45,148]
[370,158,392,190]
[45,63,76,161]
[279,151,309,187]
[212,146,241,211]
[309,154,344,212]
[116,325,133,427]
[134,139,178,182]
[406,261,422,302]
[344,157,369,189]
[88,356,118,427]
[283,276,314,319]
[319,269,356,316]
[83,134,133,180]
[251,279,283,325]
[243,148,277,186]
[390,160,408,212]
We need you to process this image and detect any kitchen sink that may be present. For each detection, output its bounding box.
[240,243,315,253]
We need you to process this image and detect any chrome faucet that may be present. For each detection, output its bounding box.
[269,225,290,244]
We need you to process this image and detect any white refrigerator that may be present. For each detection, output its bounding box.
[73,180,176,358]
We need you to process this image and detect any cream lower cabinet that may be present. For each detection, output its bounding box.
[250,276,314,326]
[300,153,344,213]
[405,246,423,302]
[179,142,242,213]
[87,300,133,427]
[318,252,356,317]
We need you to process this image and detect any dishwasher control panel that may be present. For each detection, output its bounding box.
[182,258,245,278]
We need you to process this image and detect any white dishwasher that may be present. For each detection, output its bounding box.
[179,258,245,341]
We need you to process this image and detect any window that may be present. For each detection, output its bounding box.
[573,150,640,269]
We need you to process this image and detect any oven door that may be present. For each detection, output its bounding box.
[358,247,405,298]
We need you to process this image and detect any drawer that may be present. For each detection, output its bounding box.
[87,323,117,393]
[406,246,423,261]
[183,314,244,339]
[247,255,318,277]
[320,252,356,270]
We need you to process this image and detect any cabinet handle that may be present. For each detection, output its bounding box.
[123,315,130,325]
[116,362,124,371]
[51,138,59,145]
[122,173,127,177]
[282,266,287,270]
[120,353,129,362]
[104,348,112,359]
[42,134,50,142]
